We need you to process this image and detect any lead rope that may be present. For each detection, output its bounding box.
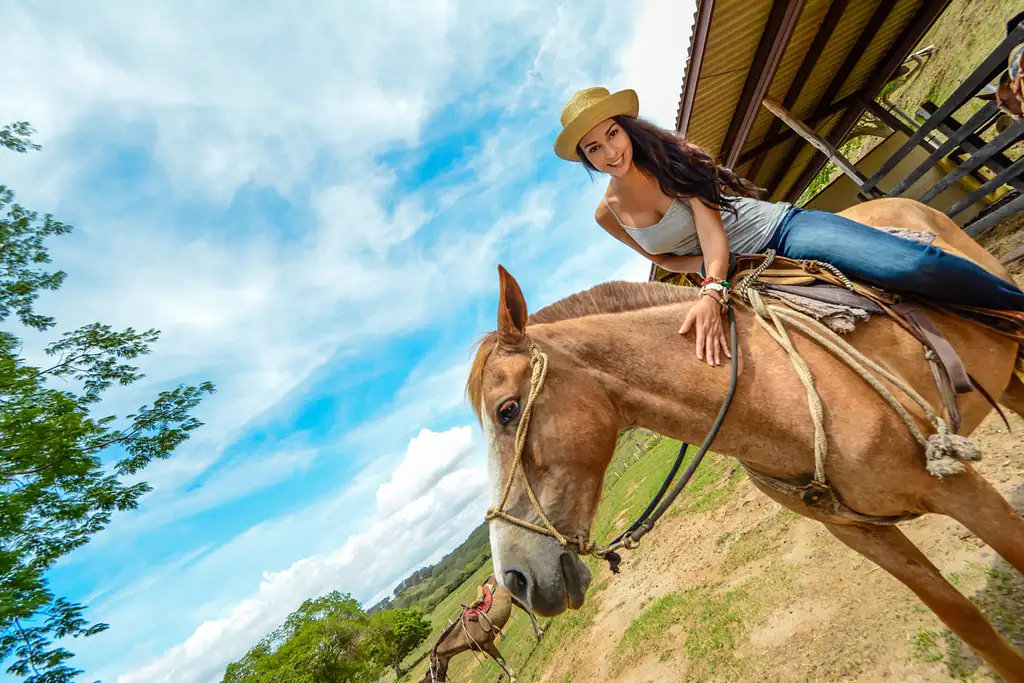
[735,250,981,482]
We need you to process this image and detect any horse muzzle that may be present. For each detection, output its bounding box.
[501,547,591,617]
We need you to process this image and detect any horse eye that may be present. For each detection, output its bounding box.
[498,400,520,426]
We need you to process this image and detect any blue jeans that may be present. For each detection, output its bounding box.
[764,207,1024,311]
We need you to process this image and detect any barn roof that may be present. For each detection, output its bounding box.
[676,0,951,202]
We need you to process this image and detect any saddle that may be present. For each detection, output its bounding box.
[678,252,1024,433]
[462,584,495,623]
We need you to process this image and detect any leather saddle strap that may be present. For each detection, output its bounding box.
[892,303,973,394]
[891,303,970,434]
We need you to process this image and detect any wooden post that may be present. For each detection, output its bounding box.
[760,96,879,197]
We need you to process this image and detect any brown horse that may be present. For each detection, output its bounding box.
[419,574,544,683]
[468,197,1024,680]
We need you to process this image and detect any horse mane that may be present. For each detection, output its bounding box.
[466,280,695,420]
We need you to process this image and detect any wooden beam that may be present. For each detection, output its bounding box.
[677,0,716,135]
[919,118,1024,204]
[721,0,806,168]
[769,0,896,198]
[761,97,878,192]
[747,0,851,182]
[883,102,999,197]
[964,193,1024,237]
[737,90,863,164]
[862,98,920,141]
[944,153,1024,219]
[920,101,1024,195]
[782,0,955,203]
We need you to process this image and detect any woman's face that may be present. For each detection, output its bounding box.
[579,118,632,177]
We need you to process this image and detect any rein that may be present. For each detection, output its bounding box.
[484,308,739,574]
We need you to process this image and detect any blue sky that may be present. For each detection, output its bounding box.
[1,1,694,681]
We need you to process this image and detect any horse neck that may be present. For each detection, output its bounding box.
[532,304,789,470]
[534,303,726,433]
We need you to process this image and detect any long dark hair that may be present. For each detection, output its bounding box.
[579,116,764,217]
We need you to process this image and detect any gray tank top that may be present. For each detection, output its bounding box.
[603,195,790,257]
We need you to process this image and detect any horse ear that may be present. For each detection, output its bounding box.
[497,265,529,350]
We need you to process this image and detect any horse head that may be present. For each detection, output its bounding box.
[468,266,621,617]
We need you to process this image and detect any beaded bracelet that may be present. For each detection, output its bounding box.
[699,287,730,312]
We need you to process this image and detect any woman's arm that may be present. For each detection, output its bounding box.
[656,253,703,274]
[679,197,732,367]
[688,198,730,282]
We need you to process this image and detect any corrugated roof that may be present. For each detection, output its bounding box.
[674,0,951,201]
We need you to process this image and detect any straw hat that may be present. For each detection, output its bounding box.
[554,86,639,162]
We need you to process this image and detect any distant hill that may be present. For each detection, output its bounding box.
[368,522,492,616]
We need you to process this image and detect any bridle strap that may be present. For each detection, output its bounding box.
[485,346,581,548]
[484,308,741,573]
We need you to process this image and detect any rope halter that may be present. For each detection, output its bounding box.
[483,345,617,561]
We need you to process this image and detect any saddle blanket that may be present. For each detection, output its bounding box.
[464,585,495,622]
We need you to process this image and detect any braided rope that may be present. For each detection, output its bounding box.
[486,346,578,548]
[484,345,616,558]
[742,287,829,483]
[734,252,979,484]
[815,260,856,291]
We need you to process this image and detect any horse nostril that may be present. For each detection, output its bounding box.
[504,569,529,600]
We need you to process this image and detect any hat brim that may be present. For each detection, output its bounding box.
[554,89,639,162]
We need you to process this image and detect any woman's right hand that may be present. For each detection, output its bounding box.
[679,294,731,367]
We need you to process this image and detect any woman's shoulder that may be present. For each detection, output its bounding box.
[594,187,618,224]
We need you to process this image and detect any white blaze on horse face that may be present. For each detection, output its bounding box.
[481,394,509,587]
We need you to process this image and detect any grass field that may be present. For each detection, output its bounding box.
[397,434,745,683]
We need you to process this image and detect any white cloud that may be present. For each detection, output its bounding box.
[114,426,486,683]
[376,426,475,518]
[617,0,699,128]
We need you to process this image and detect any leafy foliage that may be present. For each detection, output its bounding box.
[364,608,431,679]
[221,592,381,683]
[0,122,214,682]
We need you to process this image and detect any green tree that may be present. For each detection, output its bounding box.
[221,591,381,683]
[0,122,215,682]
[364,608,431,680]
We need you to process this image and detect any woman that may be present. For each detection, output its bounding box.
[554,86,1024,367]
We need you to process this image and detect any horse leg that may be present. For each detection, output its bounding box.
[825,522,1024,682]
[511,595,544,640]
[1000,371,1024,419]
[526,609,544,640]
[925,465,1024,575]
[429,653,449,683]
[481,640,516,683]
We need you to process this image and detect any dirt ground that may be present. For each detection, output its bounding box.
[523,243,1024,682]
[532,422,1023,683]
